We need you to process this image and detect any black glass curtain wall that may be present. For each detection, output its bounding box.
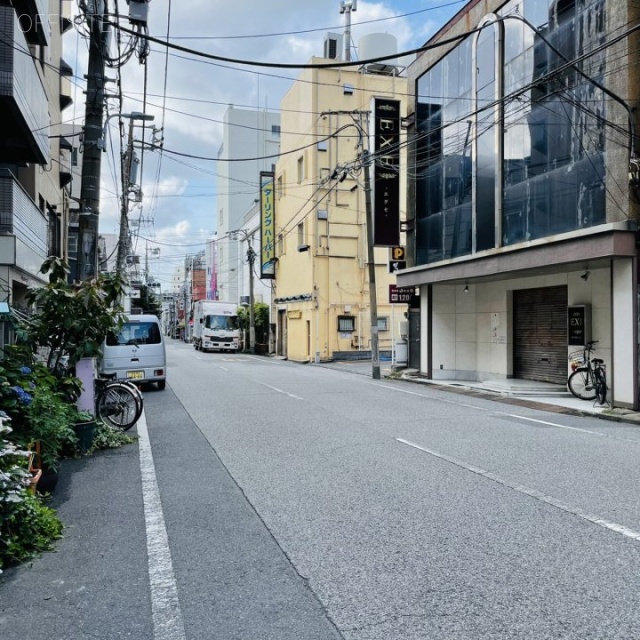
[415,0,607,267]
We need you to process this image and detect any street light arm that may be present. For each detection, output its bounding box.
[99,111,155,152]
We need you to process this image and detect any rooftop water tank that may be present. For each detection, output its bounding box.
[358,33,398,74]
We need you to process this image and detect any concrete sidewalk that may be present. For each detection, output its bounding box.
[311,359,640,426]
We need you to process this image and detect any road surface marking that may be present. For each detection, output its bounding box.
[508,414,604,435]
[259,382,304,400]
[375,382,492,411]
[396,437,640,542]
[377,383,640,444]
[137,411,187,640]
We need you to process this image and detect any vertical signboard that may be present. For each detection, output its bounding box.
[260,171,276,279]
[372,97,401,246]
[568,305,591,346]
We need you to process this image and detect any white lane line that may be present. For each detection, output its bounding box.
[508,415,640,445]
[259,382,304,400]
[375,383,640,444]
[244,355,281,363]
[137,411,187,640]
[508,414,604,435]
[396,437,640,542]
[374,382,492,411]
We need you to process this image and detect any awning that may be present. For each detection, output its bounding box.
[0,301,11,321]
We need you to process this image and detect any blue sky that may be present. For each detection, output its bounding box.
[67,0,466,287]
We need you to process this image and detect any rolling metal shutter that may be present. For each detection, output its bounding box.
[514,286,567,384]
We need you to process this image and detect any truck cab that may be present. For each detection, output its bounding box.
[193,301,240,352]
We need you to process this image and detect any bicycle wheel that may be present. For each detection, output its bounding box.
[96,383,140,430]
[96,376,143,422]
[567,368,597,400]
[595,369,607,405]
[117,380,144,423]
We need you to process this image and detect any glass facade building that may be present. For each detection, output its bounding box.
[415,0,607,265]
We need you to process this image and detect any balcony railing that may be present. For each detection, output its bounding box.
[0,170,48,273]
[0,6,49,164]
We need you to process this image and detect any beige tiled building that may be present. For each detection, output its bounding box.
[272,48,409,362]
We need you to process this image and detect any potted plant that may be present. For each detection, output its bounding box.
[70,410,97,454]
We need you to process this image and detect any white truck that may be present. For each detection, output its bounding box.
[192,300,240,352]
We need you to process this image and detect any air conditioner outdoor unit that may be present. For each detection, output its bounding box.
[239,295,250,306]
[324,32,343,60]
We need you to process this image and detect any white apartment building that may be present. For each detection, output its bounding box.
[215,106,280,304]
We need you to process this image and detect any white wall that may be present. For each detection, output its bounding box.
[612,259,634,406]
[426,266,618,386]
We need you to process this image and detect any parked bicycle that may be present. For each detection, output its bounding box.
[567,340,607,404]
[51,361,144,430]
[95,374,144,431]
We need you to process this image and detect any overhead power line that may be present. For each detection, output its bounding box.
[109,19,484,70]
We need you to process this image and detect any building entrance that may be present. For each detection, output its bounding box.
[513,286,567,384]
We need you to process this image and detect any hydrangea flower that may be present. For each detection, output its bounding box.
[20,366,32,375]
[10,386,32,405]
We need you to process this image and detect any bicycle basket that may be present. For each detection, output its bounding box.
[568,350,585,371]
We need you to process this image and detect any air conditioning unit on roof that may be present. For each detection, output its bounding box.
[324,32,343,60]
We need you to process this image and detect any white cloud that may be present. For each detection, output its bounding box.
[148,176,189,198]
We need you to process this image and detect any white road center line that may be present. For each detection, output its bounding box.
[137,411,187,640]
[396,437,640,542]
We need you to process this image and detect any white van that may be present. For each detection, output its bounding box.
[100,314,167,390]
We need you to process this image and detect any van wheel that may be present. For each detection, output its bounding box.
[157,380,166,390]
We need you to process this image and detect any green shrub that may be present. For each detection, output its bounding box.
[0,414,63,574]
[91,421,137,451]
[0,358,78,470]
[1,491,63,572]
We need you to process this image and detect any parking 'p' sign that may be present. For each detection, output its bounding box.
[389,247,406,273]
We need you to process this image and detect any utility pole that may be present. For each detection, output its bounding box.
[247,243,256,354]
[325,109,379,378]
[231,228,257,354]
[77,1,152,281]
[78,1,109,280]
[115,116,136,276]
